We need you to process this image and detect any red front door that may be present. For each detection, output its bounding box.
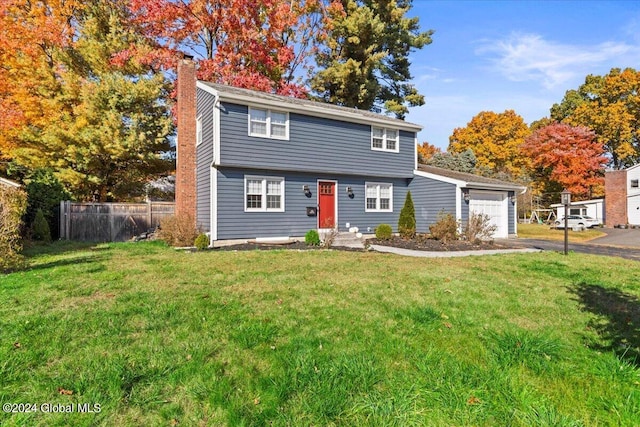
[318,181,336,228]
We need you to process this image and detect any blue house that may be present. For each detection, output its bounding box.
[175,59,523,244]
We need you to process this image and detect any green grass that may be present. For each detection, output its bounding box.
[518,223,606,242]
[1,241,639,426]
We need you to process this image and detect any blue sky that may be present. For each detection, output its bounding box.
[404,1,640,149]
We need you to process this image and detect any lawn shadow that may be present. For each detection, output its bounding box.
[22,240,104,258]
[27,253,109,272]
[570,282,640,365]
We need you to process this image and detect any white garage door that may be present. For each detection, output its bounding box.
[469,190,508,238]
[629,195,640,225]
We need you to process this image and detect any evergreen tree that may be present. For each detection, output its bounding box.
[398,191,416,238]
[311,0,432,119]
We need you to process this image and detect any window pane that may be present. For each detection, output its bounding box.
[386,129,397,140]
[379,185,391,199]
[271,123,286,137]
[250,109,267,136]
[379,198,390,210]
[266,195,281,209]
[372,127,384,138]
[247,179,262,194]
[271,111,286,125]
[266,180,281,195]
[366,198,377,210]
[251,108,267,121]
[372,137,384,149]
[250,121,267,135]
[366,185,377,198]
[247,195,262,209]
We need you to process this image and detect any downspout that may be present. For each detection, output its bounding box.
[209,94,220,246]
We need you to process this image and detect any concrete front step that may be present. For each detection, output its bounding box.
[329,232,365,249]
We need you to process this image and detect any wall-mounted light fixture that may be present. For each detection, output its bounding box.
[510,194,517,204]
[346,186,354,198]
[463,190,470,203]
[302,185,311,197]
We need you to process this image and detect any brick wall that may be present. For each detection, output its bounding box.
[604,170,627,226]
[175,58,197,221]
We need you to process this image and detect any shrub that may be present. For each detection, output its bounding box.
[32,208,52,242]
[375,224,393,240]
[0,185,28,272]
[429,212,459,243]
[194,233,210,250]
[305,229,321,246]
[463,212,497,243]
[398,191,416,239]
[25,169,70,239]
[157,214,199,247]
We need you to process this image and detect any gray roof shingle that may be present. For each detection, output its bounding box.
[417,164,525,190]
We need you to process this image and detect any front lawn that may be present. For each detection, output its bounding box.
[1,241,639,426]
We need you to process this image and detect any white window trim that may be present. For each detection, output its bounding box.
[244,175,285,212]
[365,182,393,213]
[248,107,289,140]
[196,115,203,146]
[371,126,399,153]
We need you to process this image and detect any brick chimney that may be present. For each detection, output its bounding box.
[175,57,197,221]
[604,169,627,227]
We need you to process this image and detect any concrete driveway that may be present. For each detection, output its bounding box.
[514,227,640,261]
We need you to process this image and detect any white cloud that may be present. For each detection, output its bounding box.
[476,33,638,89]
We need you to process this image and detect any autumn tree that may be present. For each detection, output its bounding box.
[522,123,607,200]
[0,0,174,201]
[417,142,440,163]
[448,110,531,178]
[127,0,332,96]
[551,68,640,169]
[311,0,432,118]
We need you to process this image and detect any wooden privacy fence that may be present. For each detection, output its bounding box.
[59,201,175,242]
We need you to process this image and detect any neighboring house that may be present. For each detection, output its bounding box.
[0,177,21,188]
[550,199,604,225]
[605,164,640,226]
[175,58,524,243]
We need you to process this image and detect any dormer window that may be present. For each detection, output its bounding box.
[371,127,399,152]
[249,107,289,140]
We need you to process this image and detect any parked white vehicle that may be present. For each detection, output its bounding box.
[554,215,600,229]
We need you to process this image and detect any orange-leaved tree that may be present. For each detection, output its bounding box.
[417,142,441,163]
[522,123,607,200]
[126,0,335,96]
[448,110,531,179]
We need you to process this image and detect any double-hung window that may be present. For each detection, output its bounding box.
[249,107,289,140]
[365,182,393,212]
[245,176,285,212]
[371,127,399,152]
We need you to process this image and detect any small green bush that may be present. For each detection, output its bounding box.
[429,212,459,243]
[32,208,52,242]
[305,229,321,246]
[375,224,393,240]
[398,191,416,239]
[157,214,200,247]
[194,233,210,250]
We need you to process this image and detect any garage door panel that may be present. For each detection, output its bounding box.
[469,190,508,238]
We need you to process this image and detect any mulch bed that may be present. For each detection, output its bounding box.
[208,236,517,252]
[367,236,516,252]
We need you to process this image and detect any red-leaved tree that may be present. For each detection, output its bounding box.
[523,123,607,200]
[125,0,337,96]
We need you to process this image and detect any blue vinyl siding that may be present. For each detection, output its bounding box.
[216,167,409,239]
[218,102,415,178]
[196,88,216,231]
[409,175,457,233]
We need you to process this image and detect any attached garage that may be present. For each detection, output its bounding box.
[411,165,526,238]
